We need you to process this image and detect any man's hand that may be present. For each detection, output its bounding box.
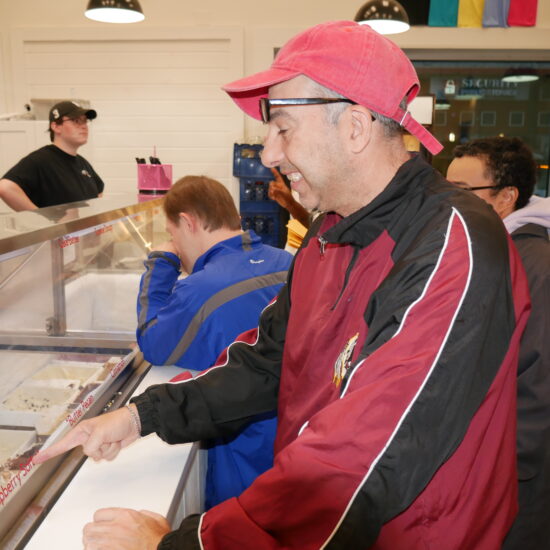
[152,240,179,256]
[267,168,294,210]
[34,405,140,464]
[267,167,311,229]
[83,508,171,550]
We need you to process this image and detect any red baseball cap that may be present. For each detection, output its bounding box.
[223,20,443,155]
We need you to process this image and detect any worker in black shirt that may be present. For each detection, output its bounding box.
[0,101,105,211]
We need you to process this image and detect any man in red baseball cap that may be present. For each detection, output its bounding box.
[36,21,529,550]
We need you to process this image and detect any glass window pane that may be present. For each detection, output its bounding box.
[413,60,550,196]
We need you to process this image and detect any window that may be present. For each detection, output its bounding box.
[413,60,550,196]
[480,111,496,127]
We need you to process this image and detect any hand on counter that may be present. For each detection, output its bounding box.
[83,508,171,550]
[34,405,140,464]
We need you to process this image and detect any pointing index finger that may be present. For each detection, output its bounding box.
[270,167,283,182]
[33,428,89,464]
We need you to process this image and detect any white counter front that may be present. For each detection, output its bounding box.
[26,365,204,550]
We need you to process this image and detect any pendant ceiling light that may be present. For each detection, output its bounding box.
[354,0,410,35]
[501,68,540,83]
[85,0,145,24]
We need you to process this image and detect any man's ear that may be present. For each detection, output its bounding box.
[498,186,519,210]
[347,105,374,154]
[178,212,198,233]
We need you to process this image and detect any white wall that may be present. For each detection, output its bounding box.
[1,0,550,204]
[0,24,243,205]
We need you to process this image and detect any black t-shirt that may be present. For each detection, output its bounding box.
[2,144,105,208]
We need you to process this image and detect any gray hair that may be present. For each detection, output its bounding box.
[308,80,406,138]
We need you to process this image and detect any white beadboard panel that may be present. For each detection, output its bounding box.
[96,131,232,148]
[91,116,234,133]
[0,32,8,114]
[0,123,35,177]
[25,67,232,86]
[9,26,245,200]
[25,85,225,101]
[23,39,232,54]
[87,100,232,117]
[24,51,231,70]
[95,147,229,163]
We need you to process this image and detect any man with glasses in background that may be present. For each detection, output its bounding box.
[0,100,104,211]
[447,136,550,550]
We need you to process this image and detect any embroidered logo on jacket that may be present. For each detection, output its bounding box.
[333,332,359,387]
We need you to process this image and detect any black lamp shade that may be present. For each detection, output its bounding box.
[355,0,410,35]
[85,0,144,23]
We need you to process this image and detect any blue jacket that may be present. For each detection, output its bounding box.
[136,230,292,507]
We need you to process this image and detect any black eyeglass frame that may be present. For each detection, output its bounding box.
[260,97,358,123]
[59,115,90,126]
[454,184,504,192]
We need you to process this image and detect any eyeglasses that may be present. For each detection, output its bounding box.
[260,97,357,123]
[452,184,502,192]
[61,116,89,126]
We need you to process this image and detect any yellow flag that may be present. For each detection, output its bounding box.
[458,0,485,27]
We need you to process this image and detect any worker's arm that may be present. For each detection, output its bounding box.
[0,178,38,211]
[268,168,311,228]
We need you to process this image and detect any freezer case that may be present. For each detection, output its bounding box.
[0,195,169,548]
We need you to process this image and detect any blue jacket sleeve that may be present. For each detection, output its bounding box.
[136,251,197,366]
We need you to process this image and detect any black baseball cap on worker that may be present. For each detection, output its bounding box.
[49,101,97,123]
[223,20,443,155]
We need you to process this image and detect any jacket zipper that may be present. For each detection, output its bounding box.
[331,246,360,310]
[318,236,327,257]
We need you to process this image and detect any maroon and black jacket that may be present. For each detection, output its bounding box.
[133,155,531,550]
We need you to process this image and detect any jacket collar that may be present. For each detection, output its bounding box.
[193,230,261,273]
[320,154,436,248]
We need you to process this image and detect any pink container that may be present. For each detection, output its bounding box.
[137,164,173,192]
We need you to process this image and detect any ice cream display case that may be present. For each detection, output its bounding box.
[0,196,168,548]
